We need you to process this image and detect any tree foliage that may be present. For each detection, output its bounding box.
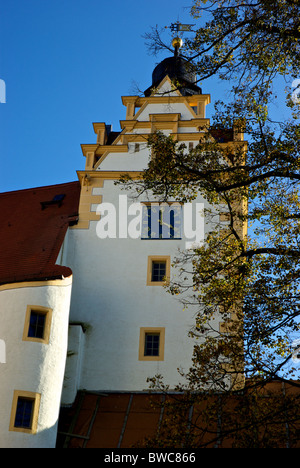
[125,0,300,447]
[145,0,300,92]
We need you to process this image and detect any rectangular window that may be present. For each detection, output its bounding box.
[14,398,34,429]
[23,305,53,344]
[139,327,165,361]
[9,391,41,434]
[152,261,166,282]
[147,256,170,286]
[141,203,181,240]
[144,333,160,356]
[28,311,46,339]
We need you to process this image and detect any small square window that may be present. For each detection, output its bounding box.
[139,328,165,361]
[152,261,166,282]
[23,305,53,344]
[28,311,46,339]
[144,333,160,356]
[10,391,41,434]
[147,256,170,286]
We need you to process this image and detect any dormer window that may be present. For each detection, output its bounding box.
[41,194,65,210]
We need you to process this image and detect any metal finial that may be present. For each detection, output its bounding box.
[172,36,183,56]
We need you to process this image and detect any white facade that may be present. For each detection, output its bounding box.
[60,76,218,400]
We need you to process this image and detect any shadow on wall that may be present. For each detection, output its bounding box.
[0,421,59,449]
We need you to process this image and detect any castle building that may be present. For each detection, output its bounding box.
[0,42,245,448]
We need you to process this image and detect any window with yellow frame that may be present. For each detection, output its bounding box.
[147,255,170,286]
[22,305,53,344]
[9,390,41,434]
[139,327,165,361]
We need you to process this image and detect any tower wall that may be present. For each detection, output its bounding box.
[60,81,218,398]
[0,278,72,448]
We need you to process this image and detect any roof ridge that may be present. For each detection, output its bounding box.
[0,180,79,197]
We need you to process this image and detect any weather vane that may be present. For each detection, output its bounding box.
[165,22,195,55]
[165,21,195,33]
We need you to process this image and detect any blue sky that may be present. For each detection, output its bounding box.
[0,0,209,192]
[0,0,291,193]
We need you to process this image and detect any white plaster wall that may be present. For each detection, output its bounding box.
[63,88,218,395]
[0,279,72,448]
[97,145,150,172]
[65,178,217,393]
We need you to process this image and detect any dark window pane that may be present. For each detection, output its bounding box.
[144,333,160,356]
[152,261,166,282]
[146,206,152,238]
[141,204,182,239]
[14,398,34,429]
[28,311,46,339]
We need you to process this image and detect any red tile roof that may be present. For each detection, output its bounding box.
[0,181,81,286]
[56,392,163,449]
[56,385,300,448]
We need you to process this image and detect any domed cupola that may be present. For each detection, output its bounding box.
[144,37,202,97]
